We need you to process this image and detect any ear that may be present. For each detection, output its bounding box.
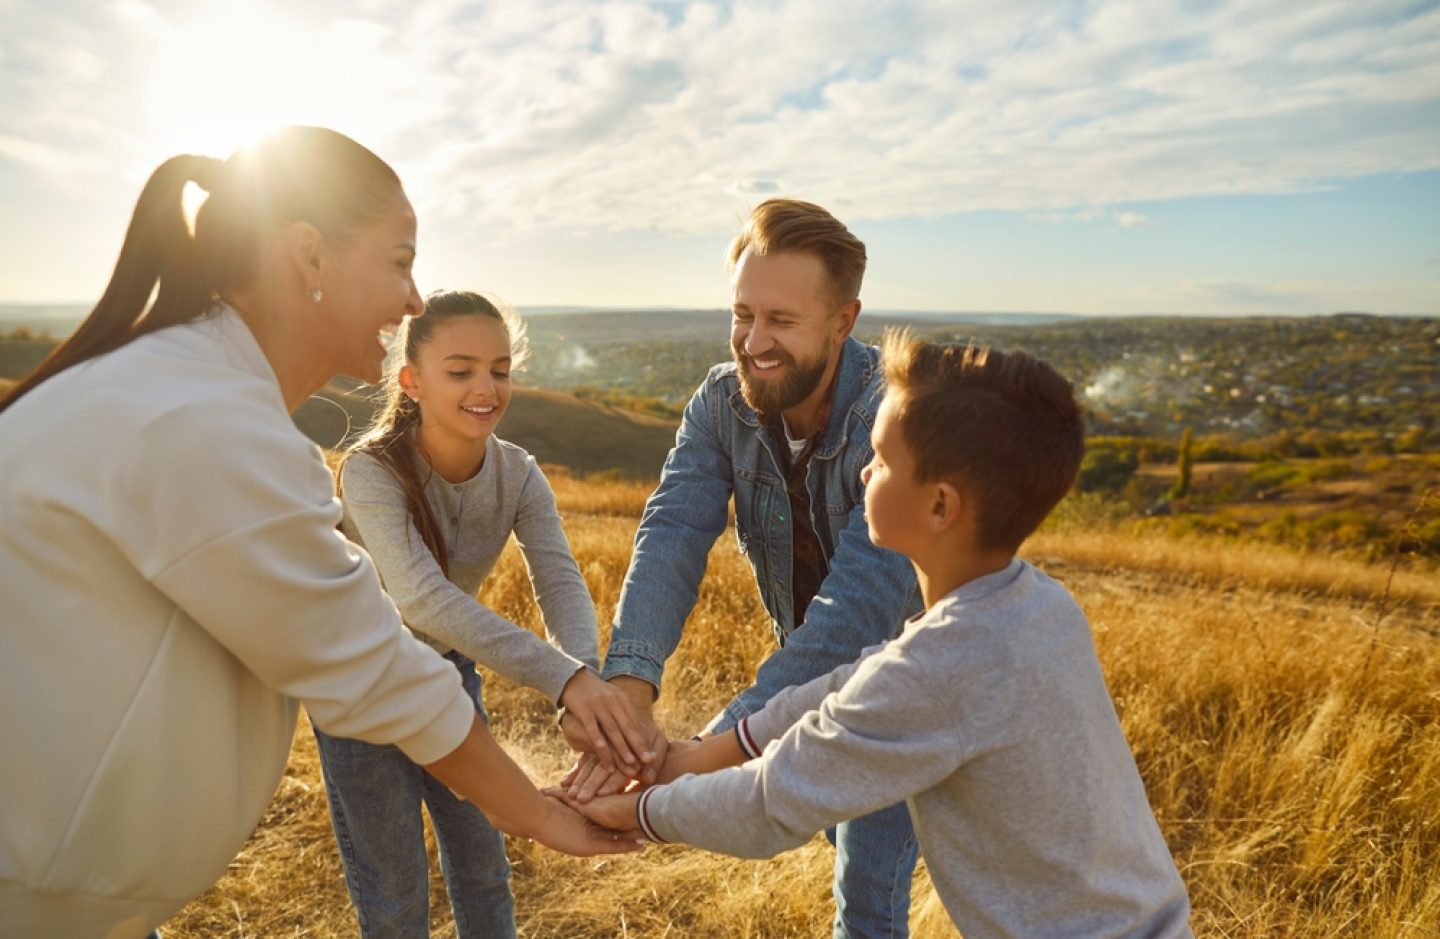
[831,299,861,344]
[930,480,964,533]
[280,220,326,294]
[398,362,420,401]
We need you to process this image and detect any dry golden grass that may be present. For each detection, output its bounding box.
[168,479,1440,937]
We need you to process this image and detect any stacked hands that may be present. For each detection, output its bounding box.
[542,673,732,845]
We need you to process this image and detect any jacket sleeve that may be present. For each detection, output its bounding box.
[643,644,967,857]
[340,454,587,704]
[708,494,922,733]
[512,458,600,674]
[127,402,474,765]
[601,379,733,694]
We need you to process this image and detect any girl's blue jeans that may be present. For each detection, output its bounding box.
[313,652,516,939]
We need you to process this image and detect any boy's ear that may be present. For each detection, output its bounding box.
[930,480,964,533]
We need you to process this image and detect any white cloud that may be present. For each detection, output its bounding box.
[1115,211,1150,228]
[2,0,1437,244]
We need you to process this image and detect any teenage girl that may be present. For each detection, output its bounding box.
[314,290,652,937]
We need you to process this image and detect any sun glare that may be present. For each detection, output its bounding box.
[140,5,394,161]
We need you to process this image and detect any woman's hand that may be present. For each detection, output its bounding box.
[528,794,645,857]
[558,668,659,776]
[545,786,644,837]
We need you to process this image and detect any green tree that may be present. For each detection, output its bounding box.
[1170,427,1194,499]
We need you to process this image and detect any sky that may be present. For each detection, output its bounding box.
[1,0,1438,315]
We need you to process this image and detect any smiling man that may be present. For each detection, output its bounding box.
[590,199,924,937]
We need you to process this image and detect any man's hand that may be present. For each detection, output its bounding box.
[558,669,655,776]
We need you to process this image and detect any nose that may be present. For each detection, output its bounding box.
[860,461,874,485]
[404,277,423,317]
[744,319,773,356]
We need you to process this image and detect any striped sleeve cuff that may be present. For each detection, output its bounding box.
[735,718,763,759]
[636,787,668,843]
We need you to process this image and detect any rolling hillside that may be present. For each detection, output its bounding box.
[0,348,679,479]
[299,379,677,478]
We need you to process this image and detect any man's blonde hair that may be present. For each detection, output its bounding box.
[727,199,867,307]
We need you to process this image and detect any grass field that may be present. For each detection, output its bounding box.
[159,473,1440,937]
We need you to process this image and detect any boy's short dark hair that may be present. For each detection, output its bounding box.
[880,330,1085,553]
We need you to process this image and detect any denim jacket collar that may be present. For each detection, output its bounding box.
[725,336,878,462]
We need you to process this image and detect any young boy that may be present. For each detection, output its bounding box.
[565,332,1193,937]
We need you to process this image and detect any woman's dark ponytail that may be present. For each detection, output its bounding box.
[0,154,221,413]
[0,126,402,415]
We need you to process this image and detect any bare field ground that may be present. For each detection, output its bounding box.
[160,477,1440,937]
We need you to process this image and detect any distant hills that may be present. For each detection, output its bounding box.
[5,307,1438,457]
[297,378,676,478]
[0,339,678,479]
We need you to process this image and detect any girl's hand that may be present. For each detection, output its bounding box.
[530,794,645,857]
[559,669,658,775]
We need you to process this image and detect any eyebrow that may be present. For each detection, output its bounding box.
[442,354,512,363]
[396,242,416,254]
[732,303,799,317]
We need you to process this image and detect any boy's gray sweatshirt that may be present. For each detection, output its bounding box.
[640,559,1193,938]
[340,436,598,705]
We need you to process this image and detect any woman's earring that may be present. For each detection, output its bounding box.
[311,288,324,304]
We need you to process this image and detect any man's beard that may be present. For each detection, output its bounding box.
[733,342,831,417]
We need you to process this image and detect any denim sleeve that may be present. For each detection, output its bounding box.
[706,499,921,733]
[601,382,733,694]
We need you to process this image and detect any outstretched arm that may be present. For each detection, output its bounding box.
[428,714,643,857]
[708,499,921,733]
[572,644,970,859]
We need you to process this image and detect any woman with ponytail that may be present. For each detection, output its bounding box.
[0,128,638,939]
[315,290,652,937]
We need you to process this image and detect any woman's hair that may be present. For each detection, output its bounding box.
[338,290,528,576]
[0,126,402,414]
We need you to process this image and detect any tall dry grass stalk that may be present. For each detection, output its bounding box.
[168,478,1440,937]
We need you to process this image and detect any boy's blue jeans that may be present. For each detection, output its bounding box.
[830,802,920,938]
[313,653,515,939]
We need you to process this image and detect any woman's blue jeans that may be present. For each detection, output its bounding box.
[313,653,516,938]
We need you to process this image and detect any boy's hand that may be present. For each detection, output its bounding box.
[656,731,747,784]
[546,786,644,835]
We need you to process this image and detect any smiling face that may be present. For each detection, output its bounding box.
[401,314,514,453]
[729,249,850,419]
[320,189,423,384]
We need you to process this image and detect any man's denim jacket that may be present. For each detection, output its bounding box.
[602,337,923,732]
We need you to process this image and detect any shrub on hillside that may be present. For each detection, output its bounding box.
[1076,446,1140,493]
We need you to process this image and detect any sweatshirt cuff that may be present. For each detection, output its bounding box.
[737,703,788,754]
[735,719,763,760]
[636,787,669,843]
[390,683,477,765]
